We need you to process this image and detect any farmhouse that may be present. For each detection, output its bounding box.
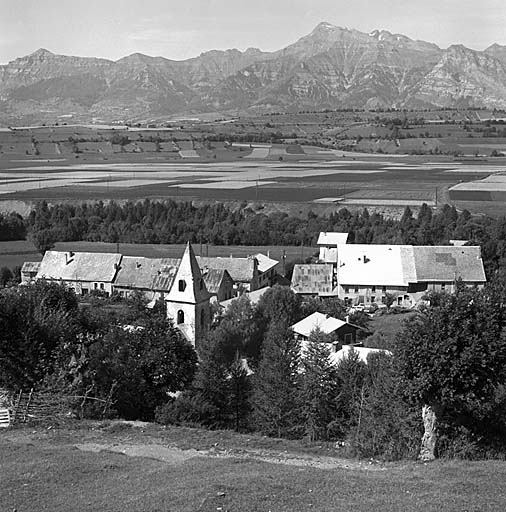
[336,244,486,307]
[253,253,280,288]
[291,312,362,344]
[291,239,486,307]
[35,251,121,296]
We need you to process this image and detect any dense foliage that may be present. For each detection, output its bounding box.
[3,199,500,274]
[0,282,198,420]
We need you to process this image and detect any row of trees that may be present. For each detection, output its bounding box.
[14,200,506,274]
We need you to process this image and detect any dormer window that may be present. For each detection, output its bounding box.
[178,279,186,292]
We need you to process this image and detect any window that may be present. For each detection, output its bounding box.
[344,287,349,293]
[354,286,359,293]
[344,333,353,343]
[177,310,185,324]
[371,286,376,293]
[441,282,446,291]
[178,279,186,292]
[100,283,104,290]
[94,283,98,290]
[371,296,375,303]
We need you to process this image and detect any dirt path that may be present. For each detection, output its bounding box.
[75,441,384,471]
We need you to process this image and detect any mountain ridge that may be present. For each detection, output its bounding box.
[2,23,506,123]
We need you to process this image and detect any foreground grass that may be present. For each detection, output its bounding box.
[2,421,506,511]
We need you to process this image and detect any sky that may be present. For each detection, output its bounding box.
[1,0,506,64]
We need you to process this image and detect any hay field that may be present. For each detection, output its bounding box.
[0,146,504,215]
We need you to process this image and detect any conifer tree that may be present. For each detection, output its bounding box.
[299,329,339,441]
[252,321,301,438]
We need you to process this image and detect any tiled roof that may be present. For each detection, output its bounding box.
[291,312,347,338]
[21,261,41,273]
[203,268,231,294]
[114,256,179,291]
[291,264,335,295]
[412,246,486,282]
[219,286,271,310]
[197,256,256,282]
[36,251,121,283]
[317,232,349,246]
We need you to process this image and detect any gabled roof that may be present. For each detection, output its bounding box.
[219,286,271,310]
[291,264,335,295]
[317,232,349,246]
[197,256,257,283]
[253,253,279,273]
[337,244,415,287]
[36,251,121,283]
[291,312,347,338]
[412,246,486,283]
[203,268,232,295]
[166,242,212,304]
[114,256,179,291]
[21,261,41,273]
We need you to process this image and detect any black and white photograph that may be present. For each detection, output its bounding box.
[1,0,506,510]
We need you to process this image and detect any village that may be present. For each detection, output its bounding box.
[19,231,486,348]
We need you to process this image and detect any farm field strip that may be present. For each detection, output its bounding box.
[341,198,436,206]
[174,180,279,189]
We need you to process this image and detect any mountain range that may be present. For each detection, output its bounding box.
[2,22,506,124]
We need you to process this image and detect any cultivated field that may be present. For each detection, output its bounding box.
[1,124,506,216]
[2,421,506,512]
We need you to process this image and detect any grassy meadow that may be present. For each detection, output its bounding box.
[2,421,506,512]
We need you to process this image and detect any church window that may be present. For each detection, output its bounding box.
[177,310,184,324]
[178,279,186,292]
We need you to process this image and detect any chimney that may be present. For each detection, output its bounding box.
[345,315,350,323]
[65,251,74,265]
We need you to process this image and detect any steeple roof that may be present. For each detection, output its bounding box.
[166,242,212,304]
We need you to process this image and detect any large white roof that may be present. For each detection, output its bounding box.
[291,312,346,338]
[317,232,349,246]
[329,345,392,365]
[337,244,415,287]
[337,244,486,286]
[253,253,279,273]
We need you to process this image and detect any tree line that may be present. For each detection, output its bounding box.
[0,200,494,274]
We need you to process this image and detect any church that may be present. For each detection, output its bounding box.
[164,242,212,349]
